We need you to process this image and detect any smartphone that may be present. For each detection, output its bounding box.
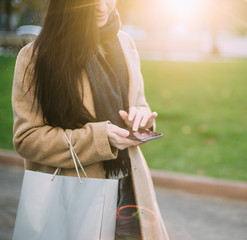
[127,129,163,142]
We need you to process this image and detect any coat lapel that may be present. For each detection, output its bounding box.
[118,31,139,107]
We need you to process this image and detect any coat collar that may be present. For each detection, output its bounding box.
[117,31,140,107]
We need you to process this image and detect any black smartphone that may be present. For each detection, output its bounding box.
[127,129,163,142]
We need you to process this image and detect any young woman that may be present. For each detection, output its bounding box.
[12,0,169,239]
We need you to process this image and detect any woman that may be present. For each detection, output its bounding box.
[12,0,169,239]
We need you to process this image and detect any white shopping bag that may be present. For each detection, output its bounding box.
[12,170,118,240]
[12,132,118,240]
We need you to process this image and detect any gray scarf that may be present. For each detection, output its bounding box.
[85,10,131,178]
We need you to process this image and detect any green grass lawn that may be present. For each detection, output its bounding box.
[1,55,247,181]
[141,60,247,181]
[0,56,16,150]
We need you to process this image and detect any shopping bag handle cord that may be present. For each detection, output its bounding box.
[52,131,88,182]
[65,131,88,180]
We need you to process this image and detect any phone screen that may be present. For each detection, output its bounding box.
[127,129,163,142]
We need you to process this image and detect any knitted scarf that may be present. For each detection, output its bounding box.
[85,10,131,178]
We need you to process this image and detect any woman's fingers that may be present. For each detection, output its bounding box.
[107,124,141,150]
[128,107,137,121]
[108,108,158,150]
[119,110,128,120]
[122,138,141,148]
[108,124,129,137]
[132,111,143,131]
[140,112,151,128]
[120,108,157,131]
[144,112,158,129]
[119,110,132,128]
[125,107,147,131]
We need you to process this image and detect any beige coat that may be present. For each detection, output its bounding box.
[12,30,169,240]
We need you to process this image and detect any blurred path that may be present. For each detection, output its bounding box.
[0,165,247,240]
[0,166,23,240]
[156,188,247,240]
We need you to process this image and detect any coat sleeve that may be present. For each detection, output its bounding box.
[12,44,118,169]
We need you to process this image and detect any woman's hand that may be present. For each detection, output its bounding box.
[107,124,141,150]
[119,107,157,131]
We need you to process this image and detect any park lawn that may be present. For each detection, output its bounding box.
[141,60,247,182]
[0,55,247,181]
[0,56,16,150]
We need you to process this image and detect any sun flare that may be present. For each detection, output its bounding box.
[164,0,203,20]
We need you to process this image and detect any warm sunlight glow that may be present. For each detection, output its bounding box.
[164,0,203,20]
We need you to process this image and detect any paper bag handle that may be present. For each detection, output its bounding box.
[52,131,88,183]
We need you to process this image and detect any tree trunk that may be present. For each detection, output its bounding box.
[5,0,12,31]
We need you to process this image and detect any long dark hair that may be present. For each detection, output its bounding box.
[26,0,99,129]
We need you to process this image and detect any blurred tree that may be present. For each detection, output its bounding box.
[4,0,12,30]
[18,0,44,26]
[0,0,19,31]
[0,0,44,30]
